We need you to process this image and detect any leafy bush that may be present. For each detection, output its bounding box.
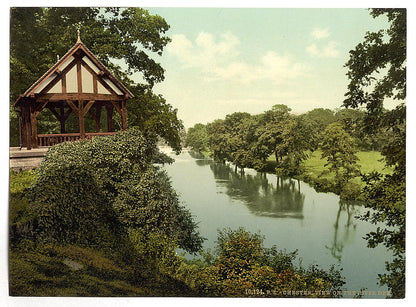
[29,163,121,250]
[28,127,204,254]
[260,245,298,272]
[113,168,204,253]
[171,227,345,297]
[310,177,334,193]
[128,229,182,278]
[39,128,157,200]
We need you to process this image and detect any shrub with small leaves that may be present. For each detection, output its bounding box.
[192,227,345,297]
[29,127,204,254]
[29,163,121,250]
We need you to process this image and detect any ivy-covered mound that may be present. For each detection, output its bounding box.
[28,128,203,253]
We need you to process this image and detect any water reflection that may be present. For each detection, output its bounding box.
[188,151,207,160]
[167,151,389,295]
[188,151,212,166]
[207,161,305,219]
[326,200,359,262]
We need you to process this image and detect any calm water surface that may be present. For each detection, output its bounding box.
[162,149,391,298]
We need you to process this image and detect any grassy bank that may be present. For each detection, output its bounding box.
[201,149,391,198]
[298,150,392,198]
[301,150,392,186]
[9,242,195,296]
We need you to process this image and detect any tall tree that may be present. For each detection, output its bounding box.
[343,8,406,298]
[222,112,252,172]
[278,114,318,177]
[10,7,183,151]
[320,122,360,192]
[256,104,293,166]
[207,119,230,163]
[303,108,336,132]
[186,123,209,152]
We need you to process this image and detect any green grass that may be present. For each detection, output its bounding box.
[356,151,393,175]
[266,149,392,189]
[303,150,392,176]
[9,242,197,296]
[300,150,393,188]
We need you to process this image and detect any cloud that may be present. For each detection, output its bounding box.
[258,51,309,81]
[306,27,340,58]
[196,32,240,56]
[311,27,330,40]
[306,41,340,58]
[167,32,309,84]
[167,32,240,69]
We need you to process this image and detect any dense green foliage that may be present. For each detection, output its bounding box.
[185,105,389,199]
[172,228,345,297]
[185,123,209,152]
[30,164,121,249]
[26,128,203,254]
[9,129,204,295]
[10,7,183,151]
[320,122,361,197]
[343,8,406,298]
[193,105,322,174]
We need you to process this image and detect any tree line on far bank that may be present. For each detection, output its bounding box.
[185,106,396,198]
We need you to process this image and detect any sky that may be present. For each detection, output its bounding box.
[131,7,394,129]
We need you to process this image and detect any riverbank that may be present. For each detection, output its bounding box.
[198,149,391,200]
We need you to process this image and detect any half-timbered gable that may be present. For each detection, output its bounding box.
[13,33,133,149]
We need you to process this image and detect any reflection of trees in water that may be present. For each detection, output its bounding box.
[188,150,207,160]
[208,162,305,219]
[188,153,363,263]
[188,150,212,166]
[325,200,359,262]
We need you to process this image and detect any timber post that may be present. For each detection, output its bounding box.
[30,108,38,148]
[121,100,127,131]
[20,106,32,149]
[88,104,102,132]
[106,104,114,132]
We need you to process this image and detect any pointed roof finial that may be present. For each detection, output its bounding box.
[77,28,81,43]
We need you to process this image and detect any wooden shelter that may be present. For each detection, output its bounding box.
[13,33,134,149]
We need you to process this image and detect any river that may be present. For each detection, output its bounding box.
[162,148,392,298]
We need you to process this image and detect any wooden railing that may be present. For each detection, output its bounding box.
[37,132,116,147]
